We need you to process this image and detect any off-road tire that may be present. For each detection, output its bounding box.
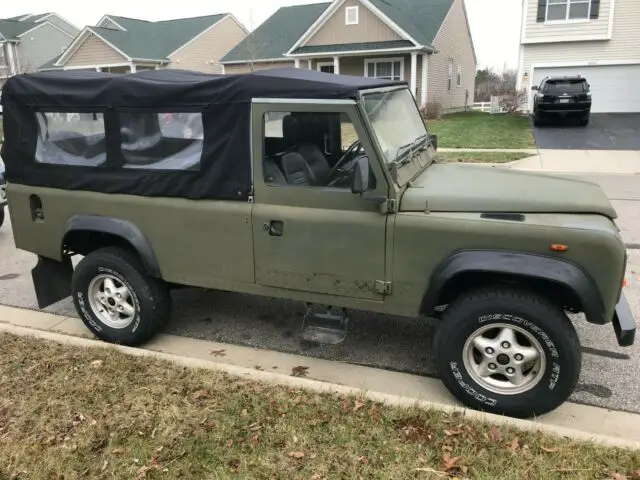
[579,115,590,127]
[434,287,581,418]
[71,247,171,346]
[0,208,4,228]
[532,114,542,127]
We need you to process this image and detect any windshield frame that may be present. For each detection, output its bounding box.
[358,86,434,188]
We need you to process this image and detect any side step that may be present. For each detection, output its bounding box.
[301,304,349,345]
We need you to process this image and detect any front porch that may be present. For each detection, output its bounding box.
[289,46,431,107]
[63,62,161,74]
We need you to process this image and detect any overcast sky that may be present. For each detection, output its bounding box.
[3,0,522,72]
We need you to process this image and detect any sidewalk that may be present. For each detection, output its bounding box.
[510,150,640,174]
[438,148,539,154]
[1,304,640,448]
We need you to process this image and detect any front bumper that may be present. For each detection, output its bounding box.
[613,292,636,347]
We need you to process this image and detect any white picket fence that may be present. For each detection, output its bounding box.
[473,96,508,114]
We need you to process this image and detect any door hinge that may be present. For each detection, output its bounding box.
[374,280,392,295]
[382,198,396,214]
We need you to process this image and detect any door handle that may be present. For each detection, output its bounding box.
[263,220,284,236]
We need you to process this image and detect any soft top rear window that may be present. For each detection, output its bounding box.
[544,79,587,94]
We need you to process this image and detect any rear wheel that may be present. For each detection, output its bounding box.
[434,287,581,418]
[71,247,171,346]
[579,114,590,127]
[532,113,542,127]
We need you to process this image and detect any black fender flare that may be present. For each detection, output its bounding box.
[63,215,161,277]
[421,250,606,325]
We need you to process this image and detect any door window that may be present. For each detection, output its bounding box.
[262,111,376,191]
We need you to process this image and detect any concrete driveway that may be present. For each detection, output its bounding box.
[533,113,640,150]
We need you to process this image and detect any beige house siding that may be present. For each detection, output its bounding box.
[429,0,475,110]
[167,16,247,74]
[523,0,611,43]
[304,0,402,46]
[522,0,640,80]
[65,34,128,67]
[224,60,294,74]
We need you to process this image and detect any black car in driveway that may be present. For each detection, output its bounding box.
[531,76,592,127]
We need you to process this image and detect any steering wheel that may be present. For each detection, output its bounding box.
[326,140,363,183]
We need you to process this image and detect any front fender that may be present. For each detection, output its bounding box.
[421,250,606,324]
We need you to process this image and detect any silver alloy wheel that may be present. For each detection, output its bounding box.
[462,322,546,395]
[87,274,137,329]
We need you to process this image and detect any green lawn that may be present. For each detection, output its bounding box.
[427,111,535,149]
[1,332,639,479]
[437,151,532,164]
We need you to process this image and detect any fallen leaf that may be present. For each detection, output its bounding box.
[111,448,125,455]
[488,426,503,442]
[288,451,306,459]
[370,406,381,424]
[444,429,462,436]
[192,389,210,400]
[251,435,260,448]
[341,399,351,412]
[254,365,264,371]
[358,455,369,465]
[610,473,627,480]
[440,454,462,473]
[228,459,240,470]
[354,400,366,411]
[291,366,309,377]
[226,439,234,448]
[509,437,521,451]
[311,474,326,480]
[210,349,226,357]
[632,469,640,479]
[135,454,161,480]
[541,446,559,453]
[90,360,103,368]
[240,409,248,417]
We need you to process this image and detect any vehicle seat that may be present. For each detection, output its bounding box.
[282,114,331,186]
[264,156,287,184]
[280,152,313,186]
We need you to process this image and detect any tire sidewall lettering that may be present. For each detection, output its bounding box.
[96,266,142,333]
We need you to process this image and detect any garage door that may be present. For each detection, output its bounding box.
[532,64,640,113]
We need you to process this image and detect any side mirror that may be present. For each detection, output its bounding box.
[531,85,539,91]
[352,156,372,194]
[429,134,438,151]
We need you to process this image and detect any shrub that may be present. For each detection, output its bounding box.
[421,100,443,120]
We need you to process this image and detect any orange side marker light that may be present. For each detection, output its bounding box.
[550,244,569,252]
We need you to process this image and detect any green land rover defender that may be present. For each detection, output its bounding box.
[1,68,635,419]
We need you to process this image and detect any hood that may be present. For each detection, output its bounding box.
[401,163,617,219]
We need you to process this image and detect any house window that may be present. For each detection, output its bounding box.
[547,0,590,21]
[345,6,359,25]
[365,58,403,81]
[447,61,453,91]
[456,65,462,87]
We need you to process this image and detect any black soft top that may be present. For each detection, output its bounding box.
[0,69,405,201]
[1,68,404,108]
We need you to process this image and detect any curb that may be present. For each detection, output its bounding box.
[1,321,639,451]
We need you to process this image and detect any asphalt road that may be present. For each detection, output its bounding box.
[0,173,639,413]
[533,113,640,150]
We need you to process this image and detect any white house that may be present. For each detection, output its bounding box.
[517,0,640,113]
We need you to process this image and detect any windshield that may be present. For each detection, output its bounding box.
[362,88,429,164]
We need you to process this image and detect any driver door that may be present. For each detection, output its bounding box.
[251,101,391,301]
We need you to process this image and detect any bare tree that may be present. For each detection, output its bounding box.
[244,8,267,72]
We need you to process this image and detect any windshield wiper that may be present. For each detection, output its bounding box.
[393,133,430,165]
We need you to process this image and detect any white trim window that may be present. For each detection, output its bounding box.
[447,61,453,91]
[317,61,335,74]
[546,0,590,22]
[345,6,359,25]
[456,65,462,87]
[364,57,403,81]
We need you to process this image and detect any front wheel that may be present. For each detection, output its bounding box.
[71,247,171,346]
[434,287,581,418]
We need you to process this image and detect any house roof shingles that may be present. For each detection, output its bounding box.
[221,0,454,63]
[91,14,227,61]
[0,19,37,40]
[221,2,331,62]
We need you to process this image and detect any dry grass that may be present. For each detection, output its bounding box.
[1,332,639,479]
